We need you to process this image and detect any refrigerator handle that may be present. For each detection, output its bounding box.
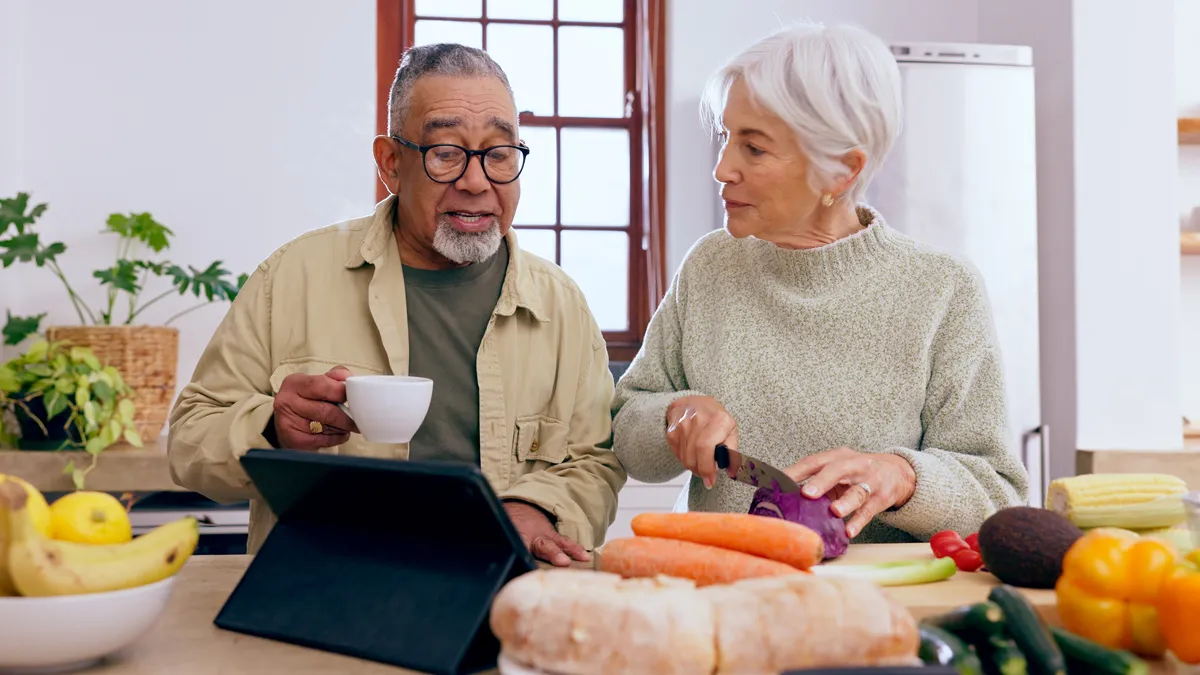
[1021,425,1050,501]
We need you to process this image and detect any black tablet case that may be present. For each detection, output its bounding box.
[213,449,537,675]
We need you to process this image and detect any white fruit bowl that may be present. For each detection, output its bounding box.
[0,575,176,673]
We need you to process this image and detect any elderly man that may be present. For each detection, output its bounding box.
[168,43,626,565]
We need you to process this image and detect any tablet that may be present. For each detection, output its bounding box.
[214,448,537,675]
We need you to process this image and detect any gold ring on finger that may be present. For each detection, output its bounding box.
[857,482,872,496]
[309,420,323,434]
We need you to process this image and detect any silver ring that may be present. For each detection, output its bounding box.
[857,482,872,496]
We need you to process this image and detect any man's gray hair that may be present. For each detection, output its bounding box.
[387,43,515,135]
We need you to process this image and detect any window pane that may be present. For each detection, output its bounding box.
[561,128,629,226]
[561,231,629,331]
[558,27,625,118]
[513,126,556,225]
[487,0,553,20]
[414,0,481,18]
[515,228,557,264]
[413,20,483,49]
[558,0,624,23]
[487,24,553,116]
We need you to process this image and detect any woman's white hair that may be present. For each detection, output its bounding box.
[702,19,903,205]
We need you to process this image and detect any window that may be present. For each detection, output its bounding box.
[377,0,666,361]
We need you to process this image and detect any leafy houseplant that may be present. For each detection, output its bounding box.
[0,192,248,441]
[0,192,247,341]
[0,339,141,488]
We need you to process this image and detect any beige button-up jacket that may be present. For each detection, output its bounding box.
[167,197,626,553]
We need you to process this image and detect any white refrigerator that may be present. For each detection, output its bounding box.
[865,42,1045,506]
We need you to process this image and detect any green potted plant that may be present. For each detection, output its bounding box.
[0,192,247,441]
[0,338,142,488]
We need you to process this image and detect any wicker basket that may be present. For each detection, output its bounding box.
[44,325,179,443]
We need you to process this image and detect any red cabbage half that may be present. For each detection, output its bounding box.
[748,483,850,560]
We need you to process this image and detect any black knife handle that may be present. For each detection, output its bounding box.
[714,444,731,470]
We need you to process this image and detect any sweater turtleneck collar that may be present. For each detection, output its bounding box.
[746,203,909,295]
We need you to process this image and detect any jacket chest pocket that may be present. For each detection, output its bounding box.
[268,358,385,394]
[513,415,570,465]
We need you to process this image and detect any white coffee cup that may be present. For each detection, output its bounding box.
[339,375,433,444]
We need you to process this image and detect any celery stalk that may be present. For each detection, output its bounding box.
[809,557,958,586]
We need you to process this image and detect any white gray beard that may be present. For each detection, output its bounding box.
[432,216,504,264]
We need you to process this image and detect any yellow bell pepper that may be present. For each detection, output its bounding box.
[1055,531,1178,657]
[1158,567,1200,664]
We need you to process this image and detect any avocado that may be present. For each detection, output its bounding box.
[977,506,1084,589]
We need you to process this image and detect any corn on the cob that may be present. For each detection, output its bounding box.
[1045,473,1188,529]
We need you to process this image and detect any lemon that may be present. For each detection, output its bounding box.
[1189,549,1200,568]
[0,474,53,538]
[49,491,132,544]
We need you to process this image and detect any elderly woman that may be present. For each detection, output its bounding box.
[612,21,1029,543]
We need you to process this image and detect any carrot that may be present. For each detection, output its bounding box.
[630,512,825,570]
[598,536,802,587]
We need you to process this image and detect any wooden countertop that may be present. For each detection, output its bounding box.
[73,543,1171,674]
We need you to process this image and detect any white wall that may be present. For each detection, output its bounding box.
[0,0,28,193]
[1070,0,1181,451]
[0,0,377,398]
[1178,0,1200,420]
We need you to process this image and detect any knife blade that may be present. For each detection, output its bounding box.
[714,444,801,493]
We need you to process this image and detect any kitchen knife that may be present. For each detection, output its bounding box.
[714,444,802,493]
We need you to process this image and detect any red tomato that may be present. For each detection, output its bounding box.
[951,548,984,572]
[930,530,962,546]
[933,539,969,559]
[964,532,980,552]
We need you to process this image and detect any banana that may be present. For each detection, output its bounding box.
[0,482,199,597]
[0,491,14,596]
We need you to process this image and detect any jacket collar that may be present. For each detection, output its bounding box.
[345,195,548,322]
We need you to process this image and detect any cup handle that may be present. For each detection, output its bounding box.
[338,402,354,421]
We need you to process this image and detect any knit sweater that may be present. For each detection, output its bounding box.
[611,205,1029,543]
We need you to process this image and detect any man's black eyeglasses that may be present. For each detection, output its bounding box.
[391,135,530,185]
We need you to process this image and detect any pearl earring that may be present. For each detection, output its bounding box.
[821,193,835,207]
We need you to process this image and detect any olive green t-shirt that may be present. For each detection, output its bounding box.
[402,241,509,465]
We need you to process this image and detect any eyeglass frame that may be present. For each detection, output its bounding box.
[390,134,531,185]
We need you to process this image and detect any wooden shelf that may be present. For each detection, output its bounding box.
[1183,232,1200,255]
[0,437,183,494]
[1182,118,1200,144]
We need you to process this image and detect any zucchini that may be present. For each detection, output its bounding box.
[976,635,1028,675]
[1050,626,1149,675]
[919,625,985,675]
[986,585,1066,675]
[922,601,1008,639]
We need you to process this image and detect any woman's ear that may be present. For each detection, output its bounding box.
[833,149,867,195]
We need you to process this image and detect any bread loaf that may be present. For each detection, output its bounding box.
[489,568,920,675]
[490,569,715,675]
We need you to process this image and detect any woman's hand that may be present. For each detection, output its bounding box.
[665,396,738,488]
[785,448,917,538]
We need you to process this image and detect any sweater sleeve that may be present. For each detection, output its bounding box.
[873,266,1030,540]
[611,269,703,484]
